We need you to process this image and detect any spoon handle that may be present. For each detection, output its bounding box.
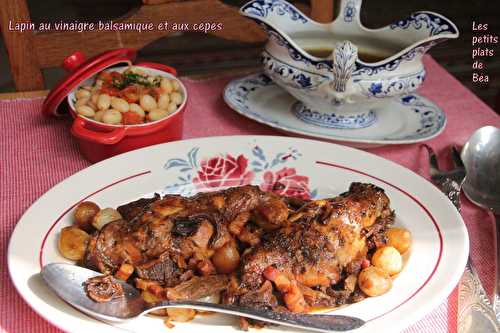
[148,300,365,332]
[494,214,500,316]
[458,258,500,333]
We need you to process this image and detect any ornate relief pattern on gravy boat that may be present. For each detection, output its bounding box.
[343,0,357,22]
[162,145,317,199]
[262,51,426,100]
[262,52,327,89]
[331,41,358,93]
[358,70,426,98]
[390,12,459,35]
[293,103,377,129]
[263,23,433,78]
[240,0,308,23]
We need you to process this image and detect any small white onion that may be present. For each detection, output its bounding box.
[92,208,122,230]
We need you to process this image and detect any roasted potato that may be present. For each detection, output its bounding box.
[92,208,122,230]
[167,308,196,322]
[371,246,403,276]
[73,201,100,232]
[386,227,412,254]
[142,291,167,316]
[115,263,134,281]
[358,266,392,297]
[58,226,90,260]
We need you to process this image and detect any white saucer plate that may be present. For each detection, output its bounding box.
[224,74,446,148]
[8,136,467,333]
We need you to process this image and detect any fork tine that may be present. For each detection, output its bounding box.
[422,144,441,176]
[450,145,465,168]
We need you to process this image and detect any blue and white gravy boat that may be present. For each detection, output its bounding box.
[240,0,459,129]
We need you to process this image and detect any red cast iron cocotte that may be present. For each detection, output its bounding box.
[42,49,187,163]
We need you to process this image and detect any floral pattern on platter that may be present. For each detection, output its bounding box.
[240,0,308,23]
[292,102,377,129]
[163,145,316,199]
[390,12,459,36]
[358,70,426,98]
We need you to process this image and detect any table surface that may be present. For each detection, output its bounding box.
[0,56,499,333]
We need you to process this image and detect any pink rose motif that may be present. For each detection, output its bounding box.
[193,154,254,189]
[260,167,311,200]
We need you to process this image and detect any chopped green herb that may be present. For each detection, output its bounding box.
[112,73,160,90]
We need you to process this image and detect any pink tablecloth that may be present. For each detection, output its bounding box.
[1,56,499,333]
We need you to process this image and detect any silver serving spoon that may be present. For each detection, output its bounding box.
[461,126,500,316]
[41,263,365,332]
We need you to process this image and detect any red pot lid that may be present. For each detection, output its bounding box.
[42,48,137,117]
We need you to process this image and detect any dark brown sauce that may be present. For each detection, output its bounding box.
[304,47,388,63]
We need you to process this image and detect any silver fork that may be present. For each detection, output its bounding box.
[423,144,499,333]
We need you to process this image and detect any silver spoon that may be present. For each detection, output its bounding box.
[461,126,500,317]
[41,263,364,332]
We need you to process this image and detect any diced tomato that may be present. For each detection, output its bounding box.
[121,86,139,103]
[100,86,120,96]
[110,71,122,79]
[122,111,144,125]
[121,86,137,94]
[144,87,162,99]
[98,71,112,81]
[151,87,163,98]
[361,259,370,269]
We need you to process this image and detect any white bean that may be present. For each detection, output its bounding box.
[158,94,170,109]
[111,97,130,113]
[75,97,89,107]
[102,109,122,124]
[167,102,177,113]
[76,105,95,117]
[171,79,180,91]
[148,108,169,122]
[170,92,183,105]
[129,103,145,117]
[94,110,105,122]
[76,89,91,99]
[140,94,157,111]
[97,94,111,110]
[160,78,173,93]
